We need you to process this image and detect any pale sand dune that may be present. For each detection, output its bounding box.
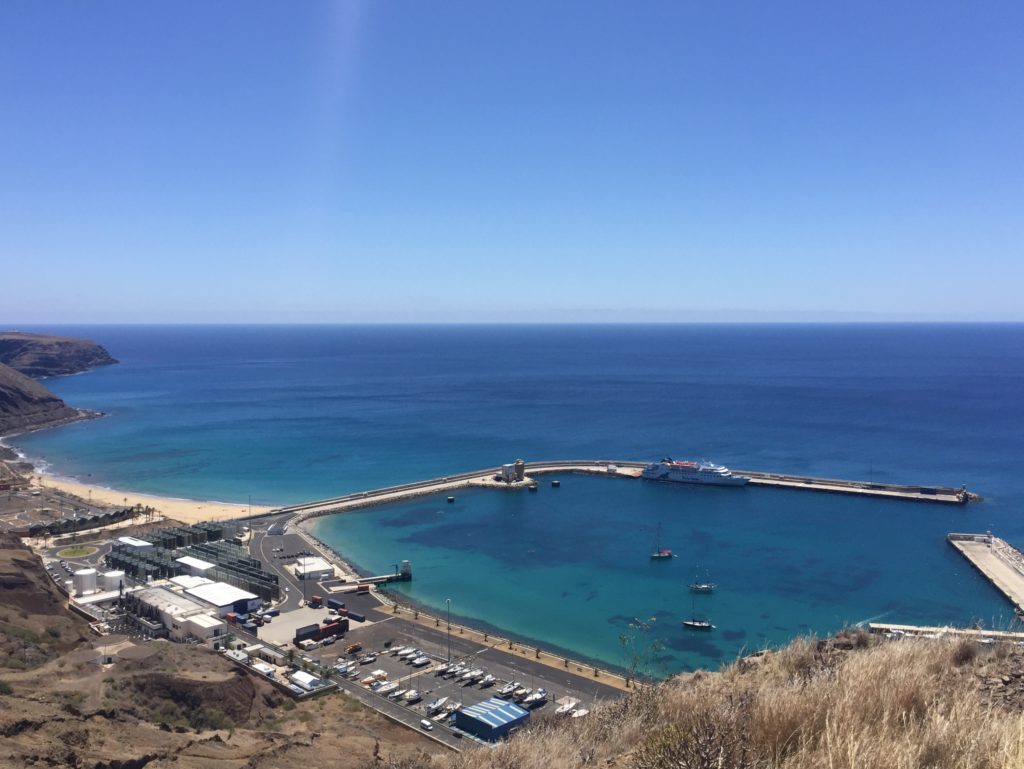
[33,474,272,524]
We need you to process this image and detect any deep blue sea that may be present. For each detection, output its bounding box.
[8,324,1024,673]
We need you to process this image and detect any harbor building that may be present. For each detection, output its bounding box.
[117,536,153,552]
[453,697,530,741]
[175,555,216,577]
[294,556,334,581]
[184,581,261,617]
[128,586,226,642]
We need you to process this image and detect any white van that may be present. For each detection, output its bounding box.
[420,719,434,731]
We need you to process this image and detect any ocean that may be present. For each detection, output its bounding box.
[9,324,1024,672]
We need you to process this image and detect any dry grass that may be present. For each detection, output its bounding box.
[383,636,1024,769]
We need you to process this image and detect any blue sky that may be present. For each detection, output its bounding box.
[2,1,1022,323]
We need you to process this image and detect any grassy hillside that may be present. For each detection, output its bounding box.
[383,631,1024,769]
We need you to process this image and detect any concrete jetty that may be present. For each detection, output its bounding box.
[261,459,975,523]
[868,622,1024,641]
[948,533,1024,613]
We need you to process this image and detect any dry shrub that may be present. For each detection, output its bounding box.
[439,637,1024,769]
[951,638,977,666]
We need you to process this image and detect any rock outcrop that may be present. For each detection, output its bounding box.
[0,362,85,437]
[0,331,117,378]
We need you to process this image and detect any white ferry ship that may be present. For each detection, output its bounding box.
[641,458,750,486]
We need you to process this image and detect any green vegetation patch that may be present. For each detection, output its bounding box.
[56,546,97,558]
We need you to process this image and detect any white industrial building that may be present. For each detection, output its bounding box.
[185,581,261,617]
[289,670,321,691]
[131,585,226,642]
[117,536,153,552]
[169,574,214,590]
[175,555,216,577]
[294,556,334,581]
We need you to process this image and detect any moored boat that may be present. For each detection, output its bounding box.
[642,458,750,486]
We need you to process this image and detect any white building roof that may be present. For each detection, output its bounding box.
[187,613,225,629]
[295,556,333,574]
[136,586,208,618]
[118,536,152,547]
[290,670,319,687]
[169,575,215,590]
[175,555,215,571]
[185,581,258,608]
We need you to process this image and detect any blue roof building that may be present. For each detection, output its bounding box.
[453,697,530,741]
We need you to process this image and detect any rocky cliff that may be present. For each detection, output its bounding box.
[0,331,117,378]
[0,362,85,437]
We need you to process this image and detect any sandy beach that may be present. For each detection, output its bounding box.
[32,473,272,525]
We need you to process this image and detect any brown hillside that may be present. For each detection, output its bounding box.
[0,330,117,378]
[0,361,85,436]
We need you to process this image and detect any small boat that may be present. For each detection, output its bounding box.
[390,646,407,656]
[459,669,476,682]
[411,655,431,667]
[388,688,407,700]
[650,523,674,560]
[479,674,496,687]
[375,681,397,695]
[570,708,590,718]
[403,689,422,703]
[683,595,714,630]
[497,681,519,697]
[555,700,578,715]
[689,573,716,593]
[399,648,419,660]
[434,663,451,676]
[358,654,377,664]
[523,688,548,707]
[426,696,449,715]
[512,686,531,701]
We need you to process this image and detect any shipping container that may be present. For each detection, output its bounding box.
[309,595,323,607]
[355,584,370,594]
[327,598,346,610]
[295,623,319,641]
[226,612,237,623]
[348,611,366,623]
[264,608,280,617]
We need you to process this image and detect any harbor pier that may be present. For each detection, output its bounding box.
[260,459,976,524]
[948,533,1024,613]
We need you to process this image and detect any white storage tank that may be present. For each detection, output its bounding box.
[73,568,98,596]
[101,570,126,591]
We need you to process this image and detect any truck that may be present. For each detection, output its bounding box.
[348,611,366,623]
[309,595,323,608]
[355,584,371,595]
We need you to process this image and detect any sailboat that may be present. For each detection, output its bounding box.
[650,523,674,560]
[682,595,715,630]
[689,571,716,593]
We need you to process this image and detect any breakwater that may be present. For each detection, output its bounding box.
[948,533,1024,613]
[267,460,975,523]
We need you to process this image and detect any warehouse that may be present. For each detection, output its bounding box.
[453,697,530,741]
[129,586,212,641]
[185,613,226,641]
[293,556,334,581]
[185,581,261,616]
[289,670,321,691]
[175,555,215,577]
[117,536,153,552]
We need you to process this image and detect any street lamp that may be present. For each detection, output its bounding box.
[445,598,452,663]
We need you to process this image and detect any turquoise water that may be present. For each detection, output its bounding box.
[9,324,1024,672]
[310,475,1009,673]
